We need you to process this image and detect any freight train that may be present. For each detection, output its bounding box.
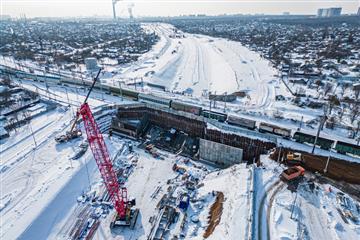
[9,68,360,157]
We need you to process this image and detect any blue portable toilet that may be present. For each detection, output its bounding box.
[178,194,190,211]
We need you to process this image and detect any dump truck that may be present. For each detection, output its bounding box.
[281,166,305,181]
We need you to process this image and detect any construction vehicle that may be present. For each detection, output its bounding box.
[55,127,82,143]
[281,166,305,181]
[73,68,138,228]
[286,152,303,165]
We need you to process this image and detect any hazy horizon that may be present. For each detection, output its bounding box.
[1,0,359,19]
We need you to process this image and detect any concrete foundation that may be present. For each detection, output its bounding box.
[199,139,243,167]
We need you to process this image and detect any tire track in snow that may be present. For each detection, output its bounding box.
[257,180,284,240]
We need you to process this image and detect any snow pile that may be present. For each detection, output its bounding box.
[196,164,251,239]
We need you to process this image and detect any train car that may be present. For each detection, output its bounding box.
[259,122,291,138]
[226,115,256,130]
[273,127,292,138]
[94,83,110,93]
[120,88,140,100]
[335,141,360,156]
[170,101,202,115]
[258,122,276,133]
[60,77,89,87]
[293,131,334,150]
[35,74,61,84]
[109,86,140,100]
[201,110,227,122]
[138,93,171,107]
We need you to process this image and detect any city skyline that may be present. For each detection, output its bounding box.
[1,0,359,18]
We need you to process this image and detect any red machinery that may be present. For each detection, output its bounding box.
[80,102,128,218]
[76,69,136,225]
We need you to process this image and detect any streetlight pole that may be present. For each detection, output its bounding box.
[28,121,37,148]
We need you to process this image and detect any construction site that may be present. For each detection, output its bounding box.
[1,6,360,239]
[1,65,360,239]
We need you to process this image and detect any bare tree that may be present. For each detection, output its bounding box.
[323,82,333,97]
[338,106,345,122]
[328,95,340,115]
[349,102,359,124]
[354,87,360,100]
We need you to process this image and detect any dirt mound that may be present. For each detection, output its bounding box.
[203,192,224,238]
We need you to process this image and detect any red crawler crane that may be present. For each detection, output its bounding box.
[80,102,128,218]
[76,69,137,226]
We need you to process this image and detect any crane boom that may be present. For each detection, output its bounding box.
[69,68,102,133]
[80,102,127,218]
[78,69,128,219]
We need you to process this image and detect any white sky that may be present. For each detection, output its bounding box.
[1,0,359,18]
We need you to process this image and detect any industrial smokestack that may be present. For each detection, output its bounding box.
[112,0,120,19]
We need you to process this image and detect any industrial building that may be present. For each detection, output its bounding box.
[317,7,342,17]
[84,57,99,71]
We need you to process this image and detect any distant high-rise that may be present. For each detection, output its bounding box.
[317,7,342,17]
[357,7,360,16]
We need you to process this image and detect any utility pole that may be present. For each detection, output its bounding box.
[290,190,298,220]
[277,146,282,163]
[312,115,327,154]
[119,81,123,101]
[65,88,70,105]
[299,116,303,131]
[324,155,330,173]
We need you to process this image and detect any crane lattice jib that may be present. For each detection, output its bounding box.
[79,102,127,218]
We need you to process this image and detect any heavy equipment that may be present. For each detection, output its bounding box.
[281,166,305,181]
[54,72,104,144]
[286,152,303,165]
[73,68,138,228]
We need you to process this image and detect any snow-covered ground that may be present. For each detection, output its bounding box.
[2,23,358,144]
[0,108,80,239]
[1,22,359,240]
[255,156,360,240]
[118,23,279,108]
